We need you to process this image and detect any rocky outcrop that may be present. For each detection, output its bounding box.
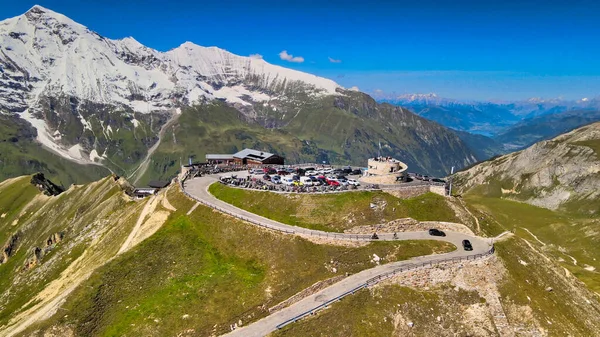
[23,247,43,271]
[30,173,64,196]
[1,232,20,263]
[23,232,64,271]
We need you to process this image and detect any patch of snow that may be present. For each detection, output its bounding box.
[0,213,6,218]
[519,259,528,266]
[372,254,381,264]
[67,144,84,160]
[584,265,596,272]
[89,149,103,162]
[522,228,546,246]
[565,253,578,265]
[131,119,139,128]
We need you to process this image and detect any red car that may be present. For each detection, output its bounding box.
[326,179,340,186]
[277,170,288,175]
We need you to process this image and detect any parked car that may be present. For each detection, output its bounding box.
[285,168,296,173]
[251,169,263,175]
[277,170,289,175]
[292,175,300,181]
[283,177,294,186]
[300,176,313,186]
[342,166,352,174]
[263,174,271,181]
[316,175,327,185]
[428,228,446,237]
[327,179,340,186]
[347,179,360,186]
[462,240,473,251]
[432,178,446,183]
[336,176,349,186]
[308,176,320,184]
[351,169,362,175]
[293,180,304,186]
[271,175,282,184]
[305,170,318,176]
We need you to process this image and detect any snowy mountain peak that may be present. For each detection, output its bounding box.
[0,6,342,163]
[393,93,457,106]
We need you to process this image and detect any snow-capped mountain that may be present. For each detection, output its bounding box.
[391,93,458,106]
[0,5,482,184]
[0,5,341,163]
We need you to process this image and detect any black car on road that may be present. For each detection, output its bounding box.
[428,228,446,237]
[462,240,473,251]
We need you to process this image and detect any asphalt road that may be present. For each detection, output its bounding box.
[183,175,494,337]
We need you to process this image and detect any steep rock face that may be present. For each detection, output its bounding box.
[30,172,64,196]
[455,122,600,213]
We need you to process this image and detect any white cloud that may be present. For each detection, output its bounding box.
[279,50,304,63]
[249,53,263,59]
[328,57,342,63]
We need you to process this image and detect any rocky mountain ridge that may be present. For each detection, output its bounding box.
[455,122,600,214]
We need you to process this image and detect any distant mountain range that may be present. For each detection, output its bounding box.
[0,6,479,186]
[379,93,600,159]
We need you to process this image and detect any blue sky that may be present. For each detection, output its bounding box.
[3,0,600,100]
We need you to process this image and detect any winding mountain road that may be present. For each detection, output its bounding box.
[182,175,495,337]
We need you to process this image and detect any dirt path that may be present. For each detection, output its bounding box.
[458,198,481,233]
[117,196,158,255]
[129,109,180,185]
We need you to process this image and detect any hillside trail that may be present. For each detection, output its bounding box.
[458,198,481,233]
[1,188,179,337]
[117,195,158,255]
[129,108,181,186]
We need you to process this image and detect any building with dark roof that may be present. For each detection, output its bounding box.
[205,148,284,165]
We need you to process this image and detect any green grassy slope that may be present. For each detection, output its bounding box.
[275,237,600,337]
[209,183,458,232]
[274,285,486,337]
[139,95,478,185]
[0,176,143,328]
[23,187,453,336]
[464,192,600,293]
[0,115,110,187]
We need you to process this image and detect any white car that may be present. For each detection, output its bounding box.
[305,170,318,176]
[347,179,360,186]
[300,176,313,186]
[271,175,282,184]
[283,178,295,186]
